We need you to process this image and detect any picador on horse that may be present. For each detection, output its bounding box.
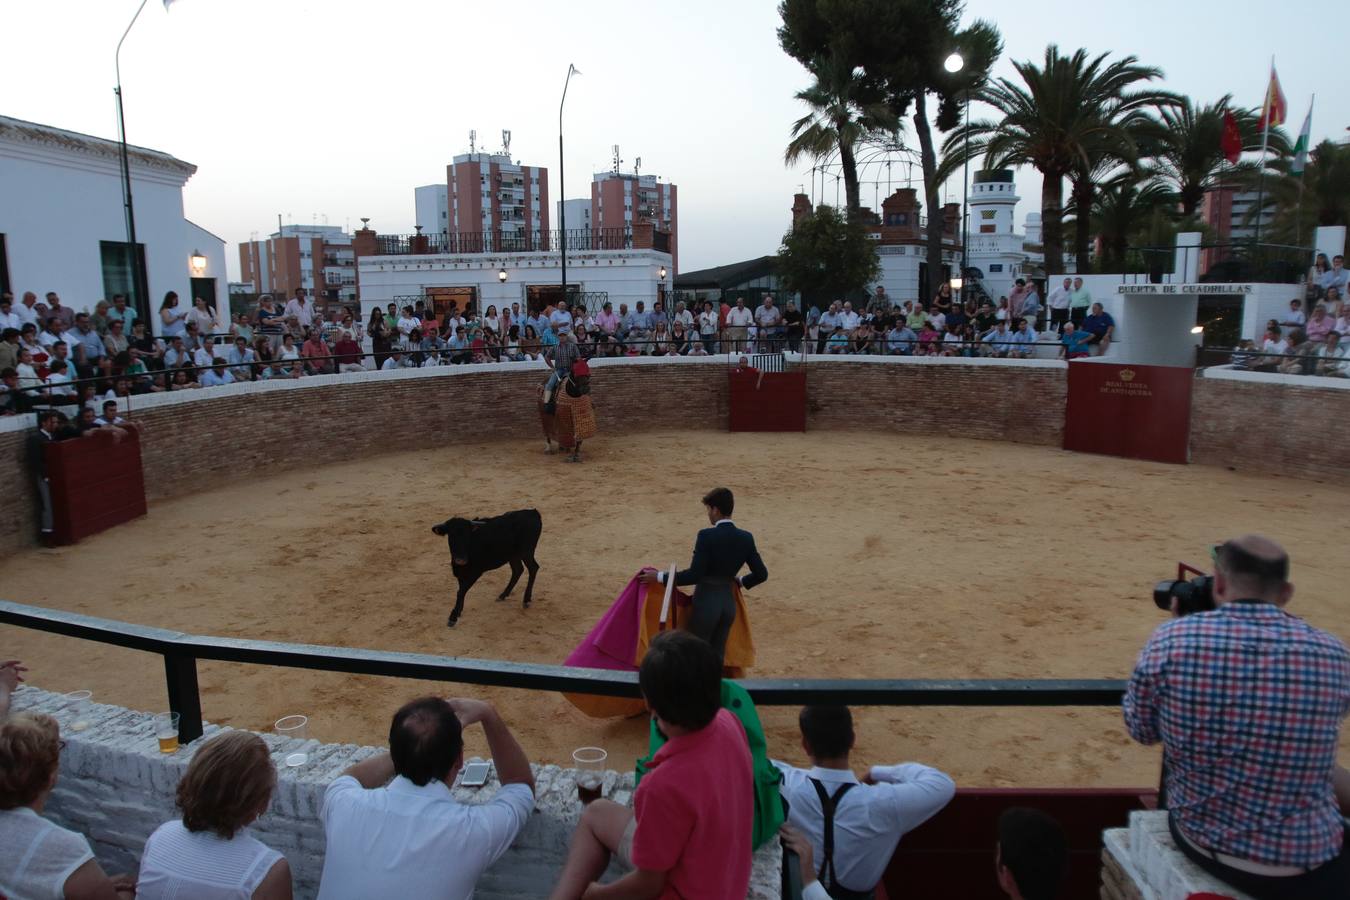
[539,326,596,462]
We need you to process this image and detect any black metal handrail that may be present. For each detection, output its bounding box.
[0,600,1126,745]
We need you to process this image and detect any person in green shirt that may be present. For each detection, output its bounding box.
[1068,277,1092,327]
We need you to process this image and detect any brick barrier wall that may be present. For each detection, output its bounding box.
[6,360,1349,560]
[1190,373,1350,480]
[11,686,781,900]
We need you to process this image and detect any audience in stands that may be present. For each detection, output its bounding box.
[772,705,955,898]
[1124,535,1350,899]
[0,712,137,899]
[137,731,291,900]
[315,695,534,899]
[995,807,1068,900]
[550,631,753,900]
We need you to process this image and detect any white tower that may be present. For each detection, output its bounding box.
[964,169,1028,300]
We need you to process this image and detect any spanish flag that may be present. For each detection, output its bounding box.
[1260,65,1287,130]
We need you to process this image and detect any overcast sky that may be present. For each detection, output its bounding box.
[2,0,1345,280]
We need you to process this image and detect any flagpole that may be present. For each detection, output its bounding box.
[1295,94,1314,250]
[1253,57,1274,249]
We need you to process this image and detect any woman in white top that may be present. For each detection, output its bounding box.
[0,712,134,900]
[186,297,218,338]
[138,731,290,900]
[159,292,188,339]
[482,305,502,337]
[275,334,301,362]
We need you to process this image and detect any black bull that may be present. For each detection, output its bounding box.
[431,508,542,627]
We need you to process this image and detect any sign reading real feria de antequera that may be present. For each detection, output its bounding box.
[1115,283,1255,295]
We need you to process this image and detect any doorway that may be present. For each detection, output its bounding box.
[425,286,477,319]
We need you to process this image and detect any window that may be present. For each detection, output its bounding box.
[989,264,1004,273]
[99,240,148,317]
[0,234,8,297]
[981,210,996,219]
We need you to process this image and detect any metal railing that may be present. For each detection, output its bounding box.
[0,600,1126,745]
[1122,241,1314,285]
[373,228,658,256]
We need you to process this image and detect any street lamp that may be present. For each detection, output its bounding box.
[944,51,970,307]
[498,267,508,283]
[558,64,581,307]
[190,249,206,274]
[659,266,667,280]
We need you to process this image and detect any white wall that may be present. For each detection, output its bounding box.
[357,248,674,316]
[1107,291,1199,367]
[414,184,448,236]
[184,221,229,328]
[0,132,202,333]
[10,686,782,900]
[1240,283,1311,341]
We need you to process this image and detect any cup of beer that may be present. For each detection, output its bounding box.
[274,715,309,767]
[154,712,181,754]
[573,746,607,805]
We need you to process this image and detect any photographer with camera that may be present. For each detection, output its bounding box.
[1124,535,1350,899]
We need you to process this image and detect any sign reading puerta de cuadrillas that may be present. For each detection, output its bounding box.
[1063,363,1194,464]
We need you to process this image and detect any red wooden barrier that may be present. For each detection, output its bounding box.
[1063,362,1194,464]
[729,370,807,432]
[883,787,1152,899]
[46,428,148,546]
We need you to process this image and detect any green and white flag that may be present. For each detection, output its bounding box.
[1290,98,1313,176]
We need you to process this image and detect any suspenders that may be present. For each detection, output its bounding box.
[808,778,876,900]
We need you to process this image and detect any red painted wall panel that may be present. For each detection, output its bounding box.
[46,429,148,545]
[1063,362,1193,464]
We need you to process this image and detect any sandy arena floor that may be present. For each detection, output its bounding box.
[2,430,1346,787]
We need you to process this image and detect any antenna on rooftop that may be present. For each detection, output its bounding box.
[469,130,477,154]
[502,129,512,155]
[635,156,641,177]
[612,145,622,175]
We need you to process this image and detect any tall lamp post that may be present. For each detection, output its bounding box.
[558,64,581,307]
[116,0,153,326]
[943,52,969,307]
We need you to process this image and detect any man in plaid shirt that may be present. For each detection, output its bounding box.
[1124,536,1350,898]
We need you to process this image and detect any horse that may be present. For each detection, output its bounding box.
[538,365,595,463]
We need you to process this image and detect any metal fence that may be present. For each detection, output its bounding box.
[1122,241,1313,285]
[374,228,641,256]
[0,600,1126,745]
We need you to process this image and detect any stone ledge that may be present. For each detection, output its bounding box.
[1099,811,1256,900]
[9,686,780,899]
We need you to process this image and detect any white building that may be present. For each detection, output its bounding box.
[0,114,228,334]
[963,170,1029,299]
[415,184,449,235]
[357,246,673,320]
[556,198,592,232]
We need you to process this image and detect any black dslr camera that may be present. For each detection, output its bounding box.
[1153,574,1215,616]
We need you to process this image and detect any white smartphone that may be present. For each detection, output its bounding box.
[459,761,492,787]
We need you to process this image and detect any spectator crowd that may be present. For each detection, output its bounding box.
[1231,255,1350,377]
[0,277,1123,420]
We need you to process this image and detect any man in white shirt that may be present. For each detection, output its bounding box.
[1281,298,1307,329]
[548,300,573,333]
[773,706,955,899]
[1318,255,1348,296]
[13,291,41,330]
[396,305,421,338]
[284,288,315,330]
[163,336,191,369]
[755,295,783,351]
[0,294,20,332]
[839,302,860,334]
[192,340,215,370]
[317,696,534,900]
[725,298,754,352]
[1316,330,1348,377]
[1046,276,1072,332]
[817,302,842,353]
[94,400,127,426]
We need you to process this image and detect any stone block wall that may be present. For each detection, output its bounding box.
[11,686,781,900]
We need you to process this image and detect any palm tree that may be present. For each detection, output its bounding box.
[1141,96,1286,219]
[785,50,899,220]
[944,46,1175,276]
[1090,172,1176,273]
[1249,139,1350,244]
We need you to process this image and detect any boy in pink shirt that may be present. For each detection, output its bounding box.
[550,631,753,899]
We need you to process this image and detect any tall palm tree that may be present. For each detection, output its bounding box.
[944,46,1175,276]
[1141,96,1286,219]
[1090,172,1176,273]
[1249,139,1350,244]
[785,50,899,220]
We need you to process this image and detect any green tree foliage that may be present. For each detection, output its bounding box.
[1249,139,1350,243]
[776,205,880,305]
[783,49,899,220]
[779,0,1001,290]
[944,46,1174,275]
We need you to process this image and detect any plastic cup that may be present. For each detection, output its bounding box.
[275,715,309,767]
[573,746,607,805]
[63,690,93,733]
[154,712,180,753]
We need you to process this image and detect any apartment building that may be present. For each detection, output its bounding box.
[556,198,592,233]
[414,184,449,235]
[591,170,677,273]
[238,224,356,305]
[448,152,548,237]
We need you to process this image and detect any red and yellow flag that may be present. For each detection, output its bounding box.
[1260,65,1287,130]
